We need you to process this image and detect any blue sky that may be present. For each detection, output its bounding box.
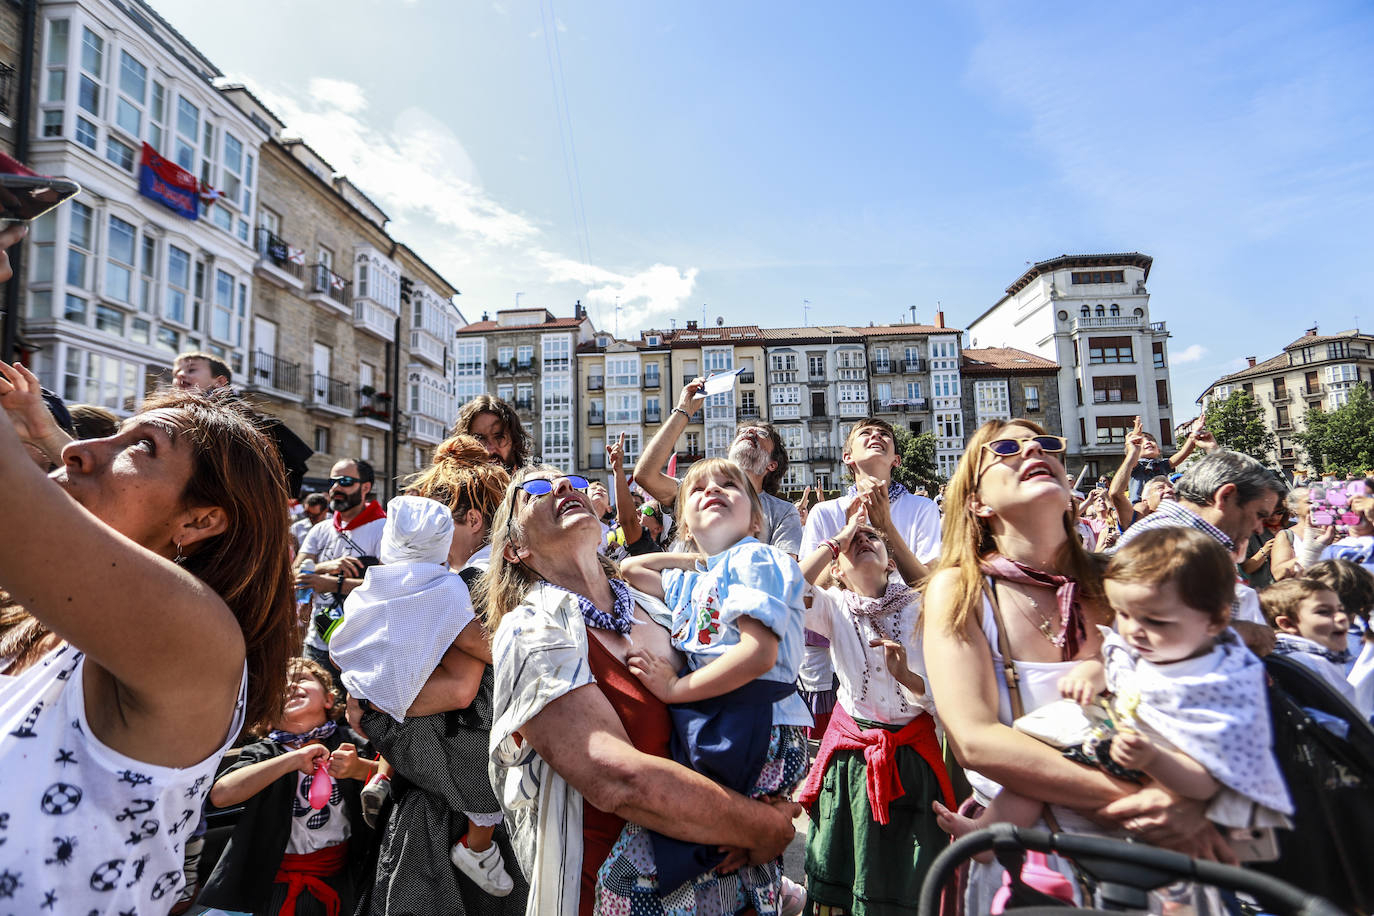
[157,0,1374,407]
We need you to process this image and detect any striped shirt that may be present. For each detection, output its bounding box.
[1113,498,1234,553]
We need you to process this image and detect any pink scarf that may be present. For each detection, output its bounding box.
[841,580,913,622]
[980,555,1087,662]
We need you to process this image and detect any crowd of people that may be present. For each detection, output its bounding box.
[2,225,1373,914]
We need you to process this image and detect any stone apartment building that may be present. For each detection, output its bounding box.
[18,0,269,419]
[453,303,595,469]
[853,316,966,479]
[0,0,24,156]
[960,346,1063,437]
[576,329,669,478]
[758,326,866,492]
[1197,327,1374,474]
[661,321,766,468]
[967,253,1175,478]
[241,120,462,496]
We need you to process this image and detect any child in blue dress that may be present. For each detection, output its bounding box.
[610,457,810,915]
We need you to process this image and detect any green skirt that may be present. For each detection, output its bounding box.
[804,730,948,916]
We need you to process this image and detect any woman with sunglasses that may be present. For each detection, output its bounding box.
[482,468,801,916]
[921,419,1237,911]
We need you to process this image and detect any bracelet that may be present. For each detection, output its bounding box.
[336,574,345,595]
[671,406,690,419]
[824,538,841,560]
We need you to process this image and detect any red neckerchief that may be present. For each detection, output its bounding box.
[980,555,1088,662]
[333,499,386,532]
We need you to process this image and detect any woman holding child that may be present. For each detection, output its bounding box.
[485,465,801,916]
[922,419,1242,910]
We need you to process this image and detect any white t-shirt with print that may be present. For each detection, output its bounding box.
[0,645,245,915]
[286,765,351,854]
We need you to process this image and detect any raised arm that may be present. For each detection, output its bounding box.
[1108,419,1145,526]
[858,481,927,585]
[1168,417,1217,469]
[799,507,865,584]
[0,409,244,767]
[633,378,705,504]
[618,552,696,596]
[607,433,643,544]
[520,679,798,863]
[629,616,778,704]
[0,361,74,465]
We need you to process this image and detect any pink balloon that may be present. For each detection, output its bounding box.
[309,755,333,810]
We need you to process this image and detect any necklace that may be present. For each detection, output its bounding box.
[1012,584,1064,647]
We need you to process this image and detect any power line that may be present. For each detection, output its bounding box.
[540,0,592,272]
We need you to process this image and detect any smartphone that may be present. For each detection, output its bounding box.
[0,174,82,223]
[1227,826,1280,863]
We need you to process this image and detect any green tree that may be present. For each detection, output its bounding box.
[892,428,944,494]
[1202,390,1276,464]
[1294,382,1374,477]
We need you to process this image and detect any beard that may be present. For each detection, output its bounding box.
[329,490,362,513]
[728,440,771,478]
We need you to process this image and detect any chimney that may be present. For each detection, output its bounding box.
[935,310,945,329]
[1246,356,1257,368]
[481,310,489,322]
[1305,326,1318,337]
[687,319,698,330]
[574,299,585,319]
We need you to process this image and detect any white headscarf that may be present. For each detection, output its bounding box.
[331,496,475,721]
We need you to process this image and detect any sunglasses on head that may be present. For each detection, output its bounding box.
[641,505,660,518]
[983,435,1067,457]
[330,476,362,487]
[517,475,590,497]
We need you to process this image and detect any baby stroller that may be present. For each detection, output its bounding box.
[916,823,1345,915]
[1254,653,1374,914]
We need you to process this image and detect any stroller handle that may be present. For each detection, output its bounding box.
[916,824,1345,916]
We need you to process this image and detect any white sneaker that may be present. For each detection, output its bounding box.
[451,838,515,897]
[359,774,391,829]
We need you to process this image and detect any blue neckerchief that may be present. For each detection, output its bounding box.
[546,576,636,636]
[1272,632,1353,665]
[268,720,337,749]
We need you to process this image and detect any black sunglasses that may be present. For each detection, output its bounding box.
[330,475,362,487]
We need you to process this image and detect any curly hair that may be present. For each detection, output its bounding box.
[404,434,510,539]
[452,395,531,471]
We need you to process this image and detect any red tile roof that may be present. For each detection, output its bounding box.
[455,316,585,334]
[962,346,1059,375]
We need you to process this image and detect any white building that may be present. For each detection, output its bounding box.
[22,0,268,407]
[967,253,1174,476]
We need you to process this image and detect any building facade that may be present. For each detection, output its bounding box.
[244,128,462,494]
[960,346,1063,436]
[661,321,766,468]
[453,303,595,469]
[967,253,1174,477]
[855,316,967,479]
[758,326,865,491]
[575,330,669,478]
[20,0,268,415]
[1197,327,1374,474]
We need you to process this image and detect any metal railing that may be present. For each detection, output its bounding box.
[310,264,350,307]
[586,453,606,470]
[871,361,893,374]
[900,358,925,373]
[737,406,761,421]
[587,376,605,391]
[587,410,605,426]
[254,228,304,281]
[642,373,661,389]
[310,373,354,411]
[251,350,301,395]
[645,408,662,424]
[738,371,755,384]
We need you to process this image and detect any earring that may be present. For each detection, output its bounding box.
[174,538,186,566]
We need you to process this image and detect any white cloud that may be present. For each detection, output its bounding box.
[1173,344,1208,364]
[240,78,697,326]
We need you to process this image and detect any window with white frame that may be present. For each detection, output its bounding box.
[932,372,960,398]
[211,269,235,343]
[28,210,56,290]
[607,356,639,387]
[496,383,514,401]
[781,464,804,490]
[645,395,661,420]
[165,245,190,324]
[906,380,923,400]
[174,94,199,171]
[517,344,534,367]
[516,383,533,407]
[974,379,1011,424]
[138,235,157,313]
[104,216,136,303]
[497,346,514,366]
[542,334,571,372]
[542,375,571,411]
[935,411,963,441]
[808,355,825,377]
[779,425,803,454]
[607,392,641,424]
[1325,364,1358,385]
[41,20,69,139]
[771,384,801,405]
[936,453,959,479]
[704,348,732,373]
[707,424,732,457]
[67,201,92,291]
[771,353,797,372]
[453,338,485,403]
[1023,384,1041,411]
[541,416,572,462]
[837,349,864,368]
[62,345,142,412]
